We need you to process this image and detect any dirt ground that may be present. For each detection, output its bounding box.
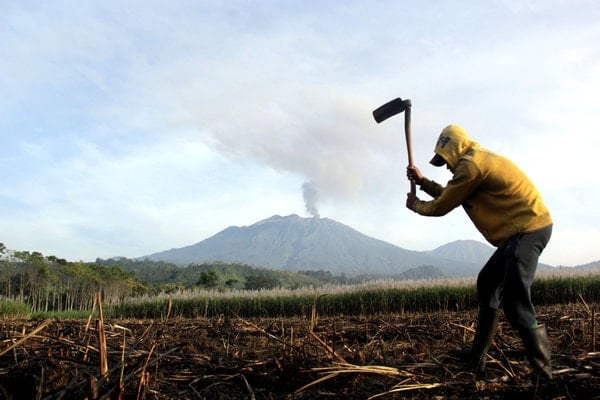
[0,303,599,400]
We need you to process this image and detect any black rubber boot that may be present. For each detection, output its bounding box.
[519,324,553,379]
[451,307,499,373]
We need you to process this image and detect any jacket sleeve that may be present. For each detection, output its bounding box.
[420,178,444,198]
[412,160,482,216]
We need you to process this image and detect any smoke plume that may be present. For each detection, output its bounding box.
[302,181,320,218]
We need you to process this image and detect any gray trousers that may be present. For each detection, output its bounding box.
[477,225,553,329]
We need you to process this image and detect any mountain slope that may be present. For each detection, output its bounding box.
[427,239,559,272]
[427,240,494,264]
[140,214,483,277]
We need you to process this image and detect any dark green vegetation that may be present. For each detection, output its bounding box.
[109,275,600,319]
[98,257,343,290]
[1,243,600,320]
[0,243,446,314]
[108,284,480,319]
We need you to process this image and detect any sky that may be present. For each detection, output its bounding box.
[1,1,599,267]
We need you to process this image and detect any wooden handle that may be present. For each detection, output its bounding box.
[404,106,416,195]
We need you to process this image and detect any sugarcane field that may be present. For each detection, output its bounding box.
[1,300,598,400]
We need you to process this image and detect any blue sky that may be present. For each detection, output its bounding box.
[1,1,599,266]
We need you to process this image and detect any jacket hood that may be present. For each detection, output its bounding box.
[431,124,479,169]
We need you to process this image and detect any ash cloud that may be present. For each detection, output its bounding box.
[302,181,320,218]
[177,82,396,219]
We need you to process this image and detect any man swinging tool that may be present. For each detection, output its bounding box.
[406,124,553,379]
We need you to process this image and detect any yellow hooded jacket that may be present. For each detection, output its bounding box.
[412,125,552,247]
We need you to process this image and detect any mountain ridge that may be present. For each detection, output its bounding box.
[140,214,489,278]
[426,239,495,264]
[139,214,589,277]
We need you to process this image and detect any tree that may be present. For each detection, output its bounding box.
[225,279,239,288]
[197,271,219,288]
[244,274,279,290]
[0,244,16,298]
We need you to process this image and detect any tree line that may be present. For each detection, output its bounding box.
[0,244,349,313]
[0,243,142,312]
